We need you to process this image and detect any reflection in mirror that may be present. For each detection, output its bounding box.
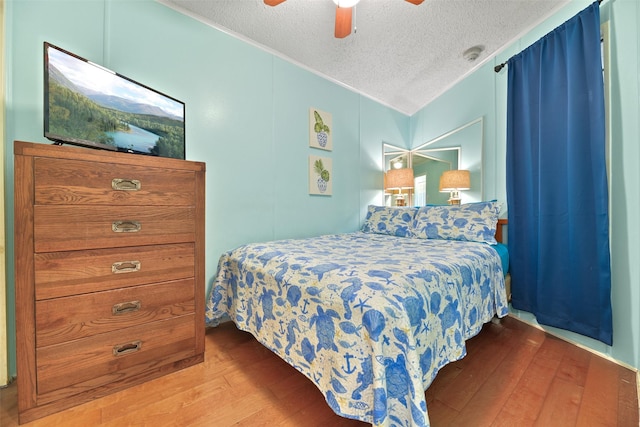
[381,118,483,206]
[411,148,460,205]
[383,144,412,206]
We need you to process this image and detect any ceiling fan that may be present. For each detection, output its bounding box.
[264,0,424,39]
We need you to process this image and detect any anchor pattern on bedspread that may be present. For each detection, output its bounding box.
[206,232,508,427]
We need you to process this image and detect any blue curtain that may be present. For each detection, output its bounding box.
[506,2,612,345]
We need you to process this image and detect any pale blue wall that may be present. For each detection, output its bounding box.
[4,0,638,379]
[3,0,409,376]
[359,97,411,219]
[410,0,639,370]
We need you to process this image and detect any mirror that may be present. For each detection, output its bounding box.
[382,117,484,206]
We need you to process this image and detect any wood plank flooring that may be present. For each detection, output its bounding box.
[1,315,637,426]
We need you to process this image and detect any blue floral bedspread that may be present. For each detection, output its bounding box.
[206,232,508,426]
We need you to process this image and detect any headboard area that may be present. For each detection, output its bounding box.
[496,218,508,244]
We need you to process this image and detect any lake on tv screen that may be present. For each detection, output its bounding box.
[106,124,159,153]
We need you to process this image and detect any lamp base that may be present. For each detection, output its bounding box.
[448,190,461,205]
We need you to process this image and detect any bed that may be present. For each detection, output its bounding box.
[206,202,509,426]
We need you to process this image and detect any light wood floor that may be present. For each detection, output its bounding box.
[1,315,638,426]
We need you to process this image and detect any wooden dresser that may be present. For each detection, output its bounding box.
[13,141,206,423]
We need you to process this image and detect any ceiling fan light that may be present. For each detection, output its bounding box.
[333,0,360,7]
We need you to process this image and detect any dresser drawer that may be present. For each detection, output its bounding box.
[34,157,196,206]
[15,141,205,423]
[34,205,195,252]
[36,278,195,347]
[35,243,195,299]
[36,314,196,395]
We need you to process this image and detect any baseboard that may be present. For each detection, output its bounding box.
[507,313,640,416]
[0,375,16,389]
[506,313,638,373]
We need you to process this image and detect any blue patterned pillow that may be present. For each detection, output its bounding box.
[412,201,500,244]
[362,205,417,237]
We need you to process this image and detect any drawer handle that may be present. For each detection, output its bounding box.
[113,340,142,357]
[112,300,141,315]
[112,220,141,233]
[112,260,141,274]
[112,178,141,191]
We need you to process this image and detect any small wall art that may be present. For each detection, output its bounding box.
[309,155,332,196]
[309,108,332,151]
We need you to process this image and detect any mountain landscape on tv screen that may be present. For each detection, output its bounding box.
[47,61,184,159]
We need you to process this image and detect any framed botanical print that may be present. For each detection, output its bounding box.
[309,155,332,196]
[309,108,332,151]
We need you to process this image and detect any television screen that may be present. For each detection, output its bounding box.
[44,42,185,159]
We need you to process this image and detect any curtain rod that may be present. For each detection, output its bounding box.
[494,0,603,73]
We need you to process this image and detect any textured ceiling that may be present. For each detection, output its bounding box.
[160,0,569,115]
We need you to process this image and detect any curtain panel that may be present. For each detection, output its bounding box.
[506,2,612,345]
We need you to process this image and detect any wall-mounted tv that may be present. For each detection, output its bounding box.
[44,42,185,159]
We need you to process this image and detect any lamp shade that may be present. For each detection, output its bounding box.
[385,168,414,190]
[439,170,471,191]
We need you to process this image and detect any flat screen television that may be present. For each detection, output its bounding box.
[44,42,185,159]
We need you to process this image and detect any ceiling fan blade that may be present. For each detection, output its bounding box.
[405,0,424,4]
[334,7,352,38]
[264,0,286,6]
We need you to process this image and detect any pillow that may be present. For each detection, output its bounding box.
[412,200,500,244]
[361,205,417,237]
